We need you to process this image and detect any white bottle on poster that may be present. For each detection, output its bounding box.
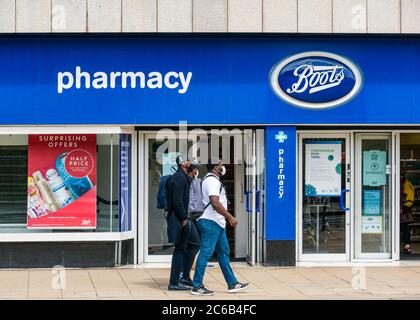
[33,171,60,212]
[45,168,74,208]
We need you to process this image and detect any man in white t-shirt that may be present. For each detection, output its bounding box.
[191,160,250,296]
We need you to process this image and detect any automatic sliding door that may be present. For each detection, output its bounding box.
[244,129,265,265]
[299,134,350,262]
[355,134,393,259]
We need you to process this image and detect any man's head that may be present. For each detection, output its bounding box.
[207,160,226,177]
[176,154,192,173]
[189,163,199,178]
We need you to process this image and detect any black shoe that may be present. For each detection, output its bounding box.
[191,286,214,296]
[168,283,191,291]
[180,278,194,287]
[228,282,250,293]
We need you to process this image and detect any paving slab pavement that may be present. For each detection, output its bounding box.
[0,265,419,299]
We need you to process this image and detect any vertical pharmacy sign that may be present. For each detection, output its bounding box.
[265,126,296,241]
[27,135,97,229]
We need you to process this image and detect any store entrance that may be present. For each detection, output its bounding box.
[400,134,420,259]
[298,131,396,262]
[354,133,393,259]
[298,133,351,262]
[140,129,264,265]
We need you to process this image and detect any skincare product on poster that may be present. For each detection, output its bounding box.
[56,153,94,200]
[32,171,60,212]
[27,177,49,218]
[45,168,74,208]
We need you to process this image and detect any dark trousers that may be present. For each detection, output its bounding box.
[169,219,200,285]
[401,222,411,245]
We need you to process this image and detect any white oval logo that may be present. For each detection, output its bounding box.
[270,51,363,110]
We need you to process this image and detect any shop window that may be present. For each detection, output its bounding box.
[0,133,131,233]
[0,135,27,225]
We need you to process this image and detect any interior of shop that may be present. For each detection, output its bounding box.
[400,133,420,258]
[147,134,249,261]
[301,138,347,255]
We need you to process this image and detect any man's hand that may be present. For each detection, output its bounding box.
[228,216,238,227]
[181,219,188,226]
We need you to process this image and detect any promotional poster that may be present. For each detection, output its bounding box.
[27,134,97,229]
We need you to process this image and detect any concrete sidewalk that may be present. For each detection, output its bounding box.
[2,263,420,299]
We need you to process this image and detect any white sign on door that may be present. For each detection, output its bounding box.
[362,216,383,234]
[305,141,342,197]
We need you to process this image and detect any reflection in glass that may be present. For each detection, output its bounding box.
[302,138,346,254]
[148,139,176,255]
[360,139,392,254]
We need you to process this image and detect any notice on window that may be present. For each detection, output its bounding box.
[27,135,97,229]
[362,216,383,234]
[162,152,179,176]
[305,141,342,197]
[363,150,386,186]
[363,190,382,216]
[119,134,131,232]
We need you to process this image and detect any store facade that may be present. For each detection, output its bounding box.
[1,35,420,267]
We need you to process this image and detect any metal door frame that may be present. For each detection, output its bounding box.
[297,132,352,262]
[139,129,264,265]
[353,132,395,261]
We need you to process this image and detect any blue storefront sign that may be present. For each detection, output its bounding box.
[270,52,362,110]
[266,126,296,241]
[0,37,420,125]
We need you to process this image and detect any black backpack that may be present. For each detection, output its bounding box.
[157,175,171,211]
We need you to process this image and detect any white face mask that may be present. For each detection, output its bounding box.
[217,166,226,176]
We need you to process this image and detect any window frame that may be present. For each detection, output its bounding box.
[0,126,136,242]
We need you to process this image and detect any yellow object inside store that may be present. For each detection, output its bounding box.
[400,134,420,257]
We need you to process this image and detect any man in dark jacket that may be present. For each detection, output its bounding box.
[167,155,200,290]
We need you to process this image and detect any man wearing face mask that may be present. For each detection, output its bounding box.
[191,160,250,296]
[167,155,200,291]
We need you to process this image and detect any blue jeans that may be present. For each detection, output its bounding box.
[193,219,238,288]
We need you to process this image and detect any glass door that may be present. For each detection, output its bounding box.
[244,129,256,265]
[143,129,265,264]
[244,129,265,266]
[144,134,178,263]
[298,133,351,262]
[355,133,393,259]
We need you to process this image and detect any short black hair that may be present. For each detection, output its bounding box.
[207,162,218,172]
[176,154,187,167]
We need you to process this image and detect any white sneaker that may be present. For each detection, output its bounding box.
[228,282,250,293]
[191,286,214,296]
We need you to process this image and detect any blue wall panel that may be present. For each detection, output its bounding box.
[265,126,296,241]
[0,37,420,125]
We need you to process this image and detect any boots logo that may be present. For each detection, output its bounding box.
[270,52,363,110]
